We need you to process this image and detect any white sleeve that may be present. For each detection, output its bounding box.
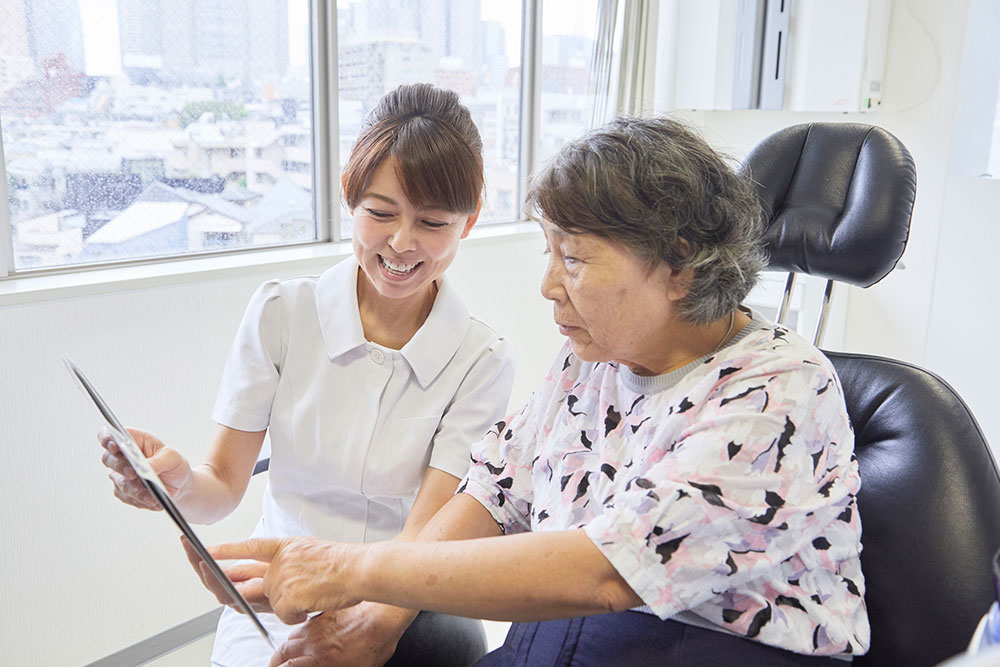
[211,281,284,431]
[427,337,516,480]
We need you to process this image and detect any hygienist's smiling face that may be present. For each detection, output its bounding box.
[351,159,479,302]
[540,219,688,373]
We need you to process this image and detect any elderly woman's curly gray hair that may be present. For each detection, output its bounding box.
[527,116,767,325]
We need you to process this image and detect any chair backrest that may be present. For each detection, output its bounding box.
[827,352,1000,666]
[743,122,1000,665]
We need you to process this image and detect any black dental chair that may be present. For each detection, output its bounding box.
[742,123,1000,666]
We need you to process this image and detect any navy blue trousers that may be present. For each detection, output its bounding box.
[386,611,488,666]
[474,612,850,667]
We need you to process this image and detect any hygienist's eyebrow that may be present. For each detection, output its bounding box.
[361,192,398,206]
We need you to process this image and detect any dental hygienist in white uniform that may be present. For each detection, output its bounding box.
[99,83,514,667]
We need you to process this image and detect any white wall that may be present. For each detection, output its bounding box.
[661,0,1000,451]
[0,232,562,666]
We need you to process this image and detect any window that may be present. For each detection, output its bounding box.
[537,0,598,166]
[1,0,315,271]
[336,0,523,237]
[0,1,587,277]
[991,74,1000,177]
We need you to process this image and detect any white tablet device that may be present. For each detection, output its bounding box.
[64,356,275,650]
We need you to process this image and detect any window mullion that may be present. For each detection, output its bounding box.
[0,118,13,278]
[519,0,543,218]
[312,0,339,243]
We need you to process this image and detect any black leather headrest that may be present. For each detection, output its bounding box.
[741,123,916,287]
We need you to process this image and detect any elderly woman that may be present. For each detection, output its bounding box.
[208,116,869,666]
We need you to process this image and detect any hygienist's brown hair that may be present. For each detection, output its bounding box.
[342,83,483,214]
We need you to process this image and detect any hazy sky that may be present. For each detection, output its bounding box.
[77,0,594,77]
[79,0,121,75]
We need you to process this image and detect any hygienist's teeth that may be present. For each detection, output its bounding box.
[381,256,419,273]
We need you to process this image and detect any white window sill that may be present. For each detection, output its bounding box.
[0,221,542,306]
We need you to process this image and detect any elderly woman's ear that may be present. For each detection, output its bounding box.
[660,238,693,303]
[665,265,694,302]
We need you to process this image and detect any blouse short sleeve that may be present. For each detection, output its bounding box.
[460,345,574,535]
[211,280,284,431]
[427,336,516,480]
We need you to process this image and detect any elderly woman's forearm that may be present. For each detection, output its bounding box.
[358,528,643,621]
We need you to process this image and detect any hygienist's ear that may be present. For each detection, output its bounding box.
[459,200,483,239]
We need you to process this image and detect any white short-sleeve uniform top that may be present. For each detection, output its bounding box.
[209,256,515,667]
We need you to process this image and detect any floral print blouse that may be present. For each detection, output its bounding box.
[459,313,870,657]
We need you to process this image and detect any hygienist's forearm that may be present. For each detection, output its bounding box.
[173,427,265,523]
[358,521,643,622]
[171,464,246,523]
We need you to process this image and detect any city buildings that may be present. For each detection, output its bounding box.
[0,0,593,270]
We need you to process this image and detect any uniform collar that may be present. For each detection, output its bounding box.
[315,256,470,388]
[401,272,470,387]
[316,256,368,360]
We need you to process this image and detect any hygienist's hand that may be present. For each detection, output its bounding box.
[99,427,192,510]
[181,536,273,614]
[268,602,409,667]
[211,537,364,625]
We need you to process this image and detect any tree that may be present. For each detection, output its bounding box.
[178,101,249,127]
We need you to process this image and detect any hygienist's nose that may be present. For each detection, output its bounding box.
[388,221,416,253]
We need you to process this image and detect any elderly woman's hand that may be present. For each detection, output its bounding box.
[210,537,366,625]
[181,536,273,614]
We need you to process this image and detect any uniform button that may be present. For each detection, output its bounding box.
[370,348,385,364]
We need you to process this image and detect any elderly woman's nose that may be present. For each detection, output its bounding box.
[540,261,564,301]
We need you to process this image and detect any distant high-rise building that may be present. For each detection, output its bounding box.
[480,20,509,88]
[543,34,592,68]
[20,0,86,74]
[0,0,36,88]
[337,0,482,106]
[339,39,436,110]
[117,0,289,86]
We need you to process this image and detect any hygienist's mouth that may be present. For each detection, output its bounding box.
[379,255,422,275]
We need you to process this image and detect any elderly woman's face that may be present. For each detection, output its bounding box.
[540,220,688,374]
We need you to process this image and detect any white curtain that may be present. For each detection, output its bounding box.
[588,0,659,126]
[616,0,658,114]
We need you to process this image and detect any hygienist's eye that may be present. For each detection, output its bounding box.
[365,208,393,219]
[422,219,449,229]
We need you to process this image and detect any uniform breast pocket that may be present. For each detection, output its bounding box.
[365,415,442,498]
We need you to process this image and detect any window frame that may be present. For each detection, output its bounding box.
[0,122,14,278]
[0,0,547,283]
